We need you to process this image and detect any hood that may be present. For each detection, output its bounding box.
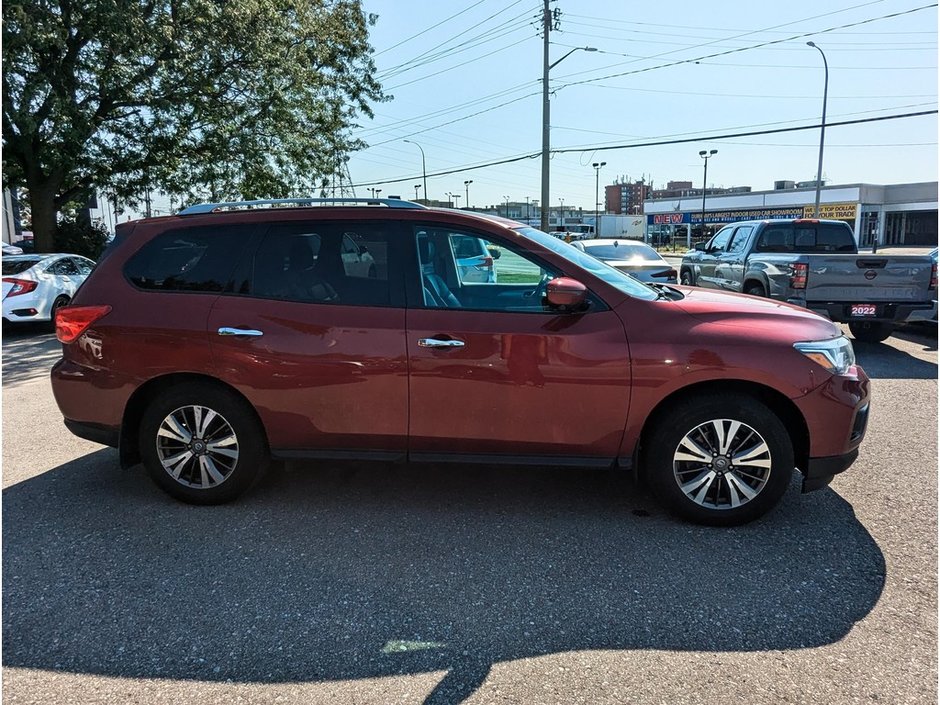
[673,286,841,341]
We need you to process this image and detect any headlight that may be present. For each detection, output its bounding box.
[794,336,856,375]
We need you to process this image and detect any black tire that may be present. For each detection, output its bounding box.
[139,382,268,504]
[644,394,794,526]
[50,295,69,325]
[744,282,766,297]
[849,321,894,343]
[680,269,695,286]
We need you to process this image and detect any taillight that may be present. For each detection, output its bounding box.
[790,262,808,290]
[481,256,494,269]
[651,268,677,279]
[930,262,937,290]
[55,305,111,344]
[3,277,38,297]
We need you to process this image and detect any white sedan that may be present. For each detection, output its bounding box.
[2,254,95,323]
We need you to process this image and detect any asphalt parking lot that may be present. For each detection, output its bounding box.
[2,322,936,704]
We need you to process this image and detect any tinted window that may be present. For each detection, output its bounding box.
[124,226,251,292]
[50,258,80,275]
[727,226,753,254]
[2,258,41,275]
[757,223,857,253]
[251,222,390,306]
[73,257,95,275]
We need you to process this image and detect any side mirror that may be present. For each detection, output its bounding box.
[546,277,588,311]
[694,242,708,252]
[487,245,501,260]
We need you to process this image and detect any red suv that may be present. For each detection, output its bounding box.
[51,199,870,525]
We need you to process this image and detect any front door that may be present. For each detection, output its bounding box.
[697,225,734,288]
[405,224,631,462]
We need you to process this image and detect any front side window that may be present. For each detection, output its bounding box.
[709,227,734,252]
[251,222,390,306]
[413,226,560,311]
[124,226,252,292]
[50,258,80,276]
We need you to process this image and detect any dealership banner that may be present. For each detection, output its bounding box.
[648,203,857,225]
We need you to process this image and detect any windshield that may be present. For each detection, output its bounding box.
[581,242,662,262]
[516,227,658,301]
[2,257,41,275]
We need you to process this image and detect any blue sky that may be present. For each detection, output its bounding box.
[350,0,938,211]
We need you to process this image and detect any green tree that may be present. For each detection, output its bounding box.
[2,0,385,252]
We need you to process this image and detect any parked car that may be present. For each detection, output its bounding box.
[572,239,677,283]
[451,233,497,284]
[3,254,95,323]
[3,242,24,255]
[679,219,936,342]
[51,199,869,525]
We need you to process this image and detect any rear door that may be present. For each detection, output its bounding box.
[207,218,409,457]
[404,223,631,462]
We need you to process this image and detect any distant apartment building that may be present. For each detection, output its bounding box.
[605,179,752,214]
[604,179,648,215]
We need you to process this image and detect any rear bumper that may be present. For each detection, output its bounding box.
[64,418,120,448]
[805,301,933,323]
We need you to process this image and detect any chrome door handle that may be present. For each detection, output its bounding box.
[418,338,465,348]
[218,327,264,337]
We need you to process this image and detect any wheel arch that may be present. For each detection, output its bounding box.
[119,372,268,469]
[633,379,810,477]
[679,265,696,285]
[743,276,768,295]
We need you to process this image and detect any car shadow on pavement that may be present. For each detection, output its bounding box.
[852,339,937,380]
[3,452,886,705]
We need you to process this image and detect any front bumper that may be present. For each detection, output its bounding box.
[794,367,870,493]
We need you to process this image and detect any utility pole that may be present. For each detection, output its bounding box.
[540,0,552,232]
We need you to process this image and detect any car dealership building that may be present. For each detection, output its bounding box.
[644,181,938,248]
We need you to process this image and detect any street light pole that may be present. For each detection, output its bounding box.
[453,194,461,209]
[414,184,421,201]
[464,179,473,209]
[445,191,454,207]
[592,161,606,238]
[404,139,427,204]
[698,150,717,248]
[504,195,510,219]
[807,41,829,218]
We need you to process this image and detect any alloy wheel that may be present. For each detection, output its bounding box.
[672,419,772,510]
[155,405,239,489]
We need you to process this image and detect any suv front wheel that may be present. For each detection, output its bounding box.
[645,394,794,525]
[139,383,268,504]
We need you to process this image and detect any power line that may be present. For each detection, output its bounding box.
[373,0,492,57]
[349,109,937,187]
[552,4,938,86]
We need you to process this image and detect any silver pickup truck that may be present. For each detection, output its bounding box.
[680,218,936,342]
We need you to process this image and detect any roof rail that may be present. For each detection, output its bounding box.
[178,197,427,215]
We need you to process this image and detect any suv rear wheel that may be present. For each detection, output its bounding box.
[139,383,268,504]
[645,394,794,525]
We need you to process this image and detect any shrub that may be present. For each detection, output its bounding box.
[53,218,111,260]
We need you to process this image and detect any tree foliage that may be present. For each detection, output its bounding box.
[2,0,386,250]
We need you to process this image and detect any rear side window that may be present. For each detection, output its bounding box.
[756,223,856,253]
[250,222,391,306]
[124,225,253,292]
[2,258,41,275]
